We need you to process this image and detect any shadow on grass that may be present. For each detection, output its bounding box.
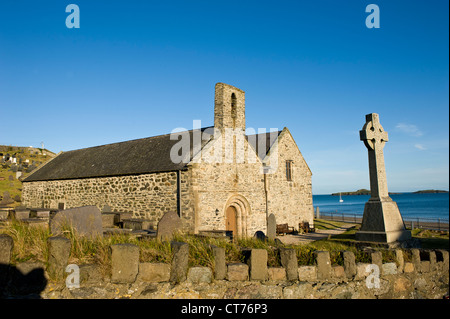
[0,263,47,299]
[314,219,349,231]
[418,237,449,250]
[322,225,449,250]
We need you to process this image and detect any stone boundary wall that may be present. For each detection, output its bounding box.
[0,234,448,299]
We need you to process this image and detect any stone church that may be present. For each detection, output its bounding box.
[22,83,313,237]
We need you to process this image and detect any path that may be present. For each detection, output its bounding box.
[276,223,356,245]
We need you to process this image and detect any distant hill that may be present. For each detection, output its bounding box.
[331,189,370,196]
[0,145,56,157]
[331,188,449,196]
[0,145,56,206]
[413,189,449,194]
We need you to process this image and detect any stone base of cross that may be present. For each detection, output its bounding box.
[356,200,412,243]
[355,113,411,243]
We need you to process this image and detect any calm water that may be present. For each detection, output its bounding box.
[313,192,449,221]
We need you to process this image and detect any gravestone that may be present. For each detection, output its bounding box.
[156,211,183,241]
[50,206,103,238]
[123,218,152,231]
[267,214,276,240]
[170,242,189,283]
[356,113,411,243]
[101,204,113,213]
[13,207,30,220]
[30,209,50,219]
[253,231,266,241]
[316,207,320,219]
[0,191,14,205]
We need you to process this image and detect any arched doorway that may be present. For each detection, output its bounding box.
[226,206,237,236]
[224,194,251,237]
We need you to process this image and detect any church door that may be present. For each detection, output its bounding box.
[226,206,237,237]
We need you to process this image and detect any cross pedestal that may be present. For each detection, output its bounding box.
[356,113,411,243]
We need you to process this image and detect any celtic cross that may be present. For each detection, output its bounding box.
[360,113,390,200]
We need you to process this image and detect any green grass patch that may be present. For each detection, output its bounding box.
[313,219,348,230]
[1,218,447,282]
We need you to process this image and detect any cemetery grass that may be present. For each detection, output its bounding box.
[313,219,348,230]
[0,220,381,283]
[1,219,447,284]
[0,168,22,205]
[0,146,54,206]
[410,228,449,249]
[317,219,449,250]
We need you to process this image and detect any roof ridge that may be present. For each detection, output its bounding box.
[63,126,215,153]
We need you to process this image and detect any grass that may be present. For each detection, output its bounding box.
[0,146,54,207]
[1,218,447,283]
[0,168,22,205]
[1,220,51,264]
[411,228,449,249]
[313,219,347,230]
[315,218,449,250]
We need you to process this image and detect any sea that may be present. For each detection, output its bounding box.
[313,192,449,222]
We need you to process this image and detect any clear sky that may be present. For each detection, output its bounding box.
[0,1,448,194]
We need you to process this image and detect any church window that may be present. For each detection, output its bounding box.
[231,93,237,120]
[286,160,293,181]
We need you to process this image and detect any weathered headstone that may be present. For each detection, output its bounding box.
[101,213,116,228]
[315,251,332,280]
[123,218,152,231]
[0,234,13,286]
[13,208,30,220]
[0,191,14,205]
[316,207,320,219]
[0,234,13,264]
[157,211,183,241]
[247,249,268,281]
[30,209,50,219]
[101,204,113,213]
[170,241,189,283]
[0,210,8,220]
[50,206,103,238]
[342,251,357,278]
[212,246,226,280]
[47,236,71,279]
[267,213,276,240]
[111,244,139,283]
[356,113,411,243]
[253,231,266,241]
[279,248,298,281]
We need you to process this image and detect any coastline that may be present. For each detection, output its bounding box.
[317,213,449,231]
[330,189,449,196]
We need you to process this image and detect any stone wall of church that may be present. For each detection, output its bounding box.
[22,171,179,227]
[187,137,267,237]
[266,130,314,229]
[22,131,314,236]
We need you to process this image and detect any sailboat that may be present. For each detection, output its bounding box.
[339,193,344,203]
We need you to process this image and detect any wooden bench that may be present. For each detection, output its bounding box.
[299,221,315,233]
[276,223,294,236]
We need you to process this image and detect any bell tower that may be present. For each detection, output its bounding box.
[214,83,245,132]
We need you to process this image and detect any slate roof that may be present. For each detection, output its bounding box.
[23,127,213,182]
[23,128,282,182]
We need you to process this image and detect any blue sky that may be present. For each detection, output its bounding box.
[0,0,448,194]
